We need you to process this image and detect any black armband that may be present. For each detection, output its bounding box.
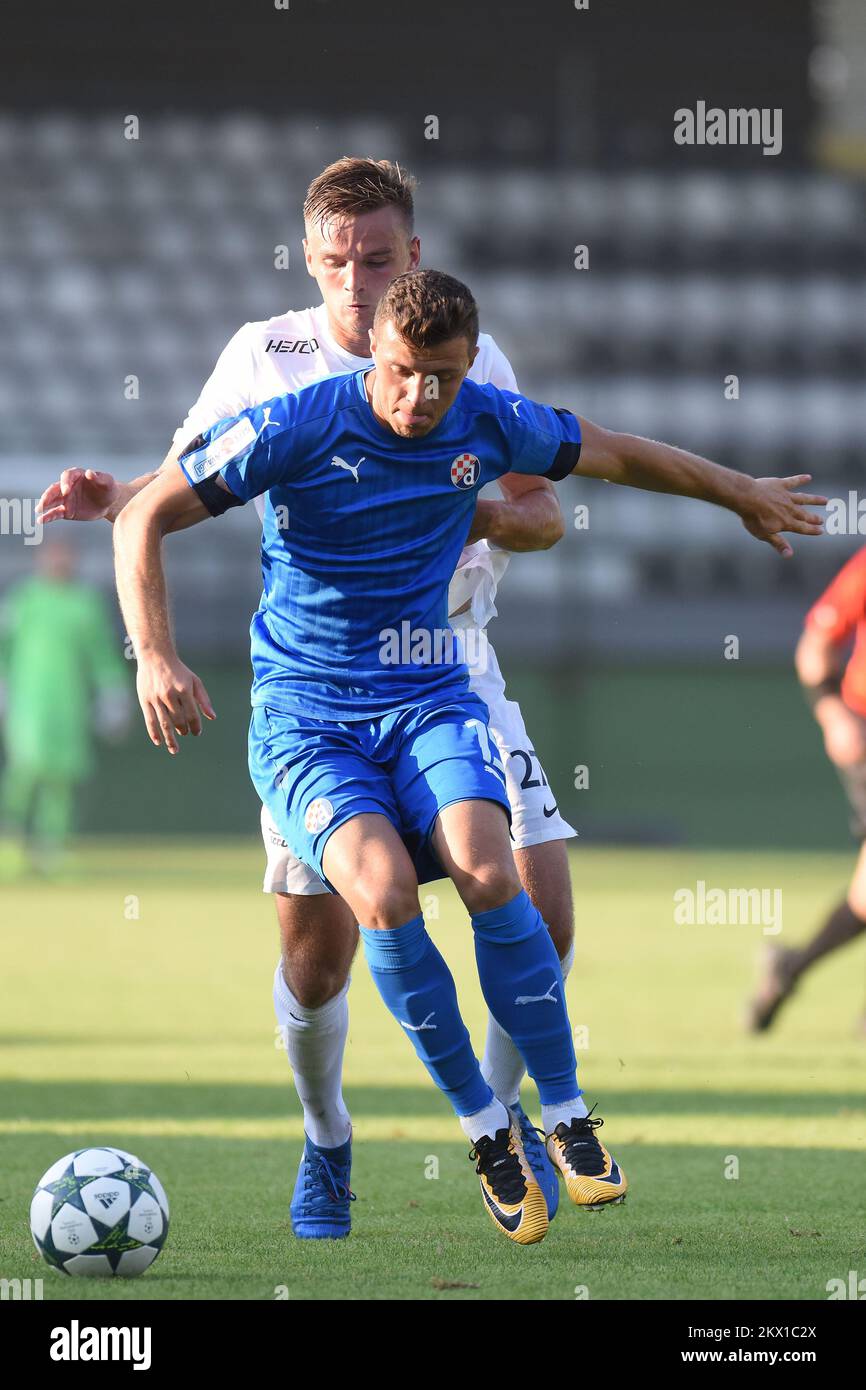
[179,433,206,459]
[543,409,582,481]
[192,475,244,517]
[803,676,843,710]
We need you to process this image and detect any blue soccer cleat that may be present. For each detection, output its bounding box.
[509,1101,560,1221]
[290,1133,356,1239]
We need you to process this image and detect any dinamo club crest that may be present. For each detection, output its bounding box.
[450,453,479,489]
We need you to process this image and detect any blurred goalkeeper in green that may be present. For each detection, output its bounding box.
[0,539,130,874]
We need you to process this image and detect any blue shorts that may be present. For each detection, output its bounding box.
[249,693,511,891]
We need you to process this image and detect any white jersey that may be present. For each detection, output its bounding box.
[172,302,518,630]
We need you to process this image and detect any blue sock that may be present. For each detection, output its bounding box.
[360,915,493,1118]
[471,890,578,1105]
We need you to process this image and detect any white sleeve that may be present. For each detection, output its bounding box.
[171,324,257,451]
[477,335,519,393]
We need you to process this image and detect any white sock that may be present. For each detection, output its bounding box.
[273,961,352,1150]
[459,1096,511,1145]
[542,1096,589,1133]
[480,945,575,1107]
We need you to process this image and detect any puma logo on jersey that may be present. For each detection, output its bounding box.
[259,406,282,434]
[400,1011,437,1031]
[484,764,506,782]
[511,399,523,416]
[515,980,559,1006]
[331,455,365,482]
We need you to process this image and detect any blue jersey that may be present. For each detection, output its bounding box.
[178,368,581,720]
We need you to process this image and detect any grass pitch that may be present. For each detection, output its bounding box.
[1,839,865,1301]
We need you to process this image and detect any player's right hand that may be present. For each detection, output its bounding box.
[739,475,826,557]
[37,468,119,523]
[819,700,866,768]
[135,655,217,754]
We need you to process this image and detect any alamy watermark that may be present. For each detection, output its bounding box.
[674,880,782,935]
[827,1270,866,1299]
[49,1321,151,1369]
[379,621,488,673]
[824,492,866,535]
[0,498,42,545]
[674,102,782,157]
[1,1276,43,1300]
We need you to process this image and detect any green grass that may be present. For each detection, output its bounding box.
[2,839,866,1300]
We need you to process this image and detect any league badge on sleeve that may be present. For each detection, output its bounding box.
[450,453,479,489]
[181,417,259,481]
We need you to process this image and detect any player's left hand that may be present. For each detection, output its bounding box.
[740,475,826,557]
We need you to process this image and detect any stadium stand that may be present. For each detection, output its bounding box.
[1,113,863,657]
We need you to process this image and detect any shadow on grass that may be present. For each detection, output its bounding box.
[1,1079,865,1122]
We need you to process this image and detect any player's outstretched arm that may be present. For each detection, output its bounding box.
[575,417,826,557]
[467,473,564,551]
[36,443,186,525]
[113,465,216,754]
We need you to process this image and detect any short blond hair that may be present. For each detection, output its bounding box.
[303,157,416,230]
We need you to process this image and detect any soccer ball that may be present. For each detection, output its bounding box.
[29,1147,169,1277]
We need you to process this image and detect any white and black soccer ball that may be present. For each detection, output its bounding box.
[30,1147,169,1277]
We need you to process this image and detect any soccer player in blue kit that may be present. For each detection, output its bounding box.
[113,270,825,1245]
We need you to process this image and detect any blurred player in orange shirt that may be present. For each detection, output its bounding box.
[747,545,866,1031]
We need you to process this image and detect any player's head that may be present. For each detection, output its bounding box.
[369,269,479,438]
[303,157,421,351]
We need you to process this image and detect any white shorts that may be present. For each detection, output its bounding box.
[260,630,577,895]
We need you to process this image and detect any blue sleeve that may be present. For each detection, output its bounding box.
[177,394,303,515]
[498,393,582,481]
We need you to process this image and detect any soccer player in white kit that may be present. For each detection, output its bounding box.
[39,158,587,1237]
